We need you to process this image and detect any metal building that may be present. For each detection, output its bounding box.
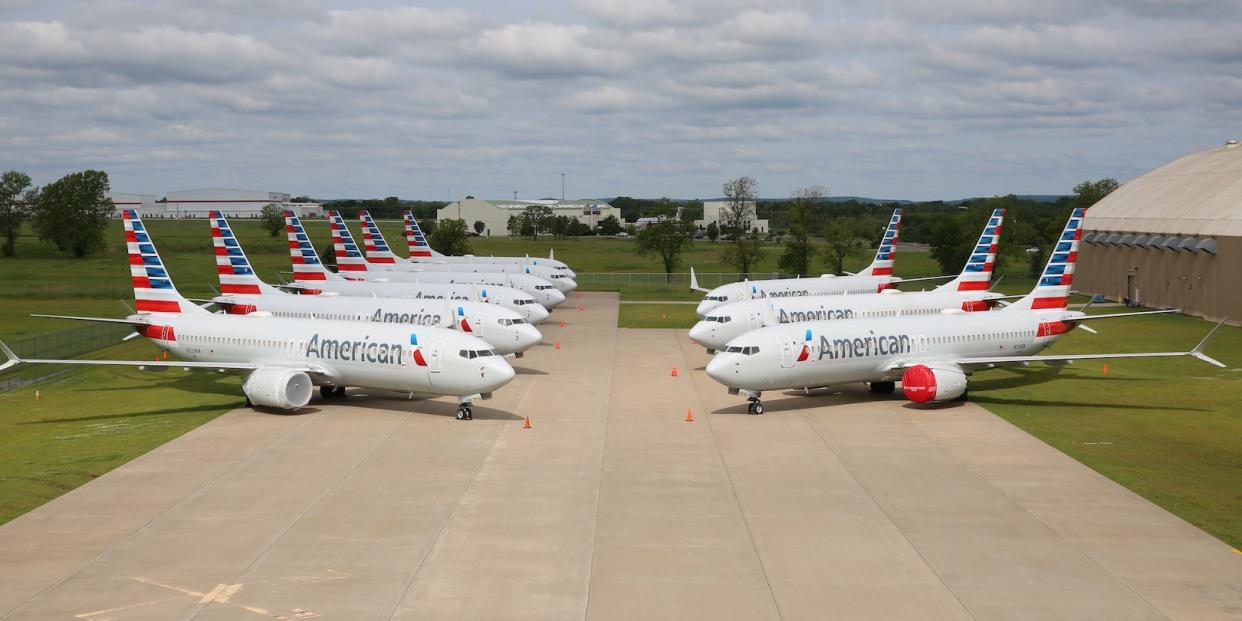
[1077,140,1242,323]
[437,198,617,236]
[162,188,322,219]
[107,192,161,218]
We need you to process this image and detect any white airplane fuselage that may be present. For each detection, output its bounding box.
[408,255,577,279]
[706,309,1082,392]
[697,275,897,317]
[689,289,1003,352]
[144,313,515,397]
[342,270,566,308]
[374,261,576,292]
[211,294,541,355]
[290,280,550,322]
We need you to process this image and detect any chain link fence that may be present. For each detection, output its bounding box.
[574,272,783,289]
[0,322,132,393]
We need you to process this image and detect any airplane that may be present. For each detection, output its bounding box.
[0,210,517,420]
[206,211,541,357]
[349,212,577,293]
[703,208,1227,414]
[392,210,577,279]
[692,208,944,317]
[324,211,568,308]
[689,209,1009,353]
[282,211,552,323]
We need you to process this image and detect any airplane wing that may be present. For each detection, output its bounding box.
[0,340,330,376]
[30,313,150,325]
[883,319,1227,373]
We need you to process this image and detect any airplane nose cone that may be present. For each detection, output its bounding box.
[485,358,516,391]
[705,355,729,383]
[515,323,542,352]
[546,289,566,308]
[565,269,577,279]
[528,304,550,322]
[688,321,710,345]
[563,278,578,290]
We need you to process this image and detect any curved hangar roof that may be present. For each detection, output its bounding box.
[1085,140,1242,237]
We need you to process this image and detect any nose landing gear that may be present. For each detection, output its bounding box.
[456,403,474,420]
[744,390,764,415]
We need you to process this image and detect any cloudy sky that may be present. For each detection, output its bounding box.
[2,0,1239,201]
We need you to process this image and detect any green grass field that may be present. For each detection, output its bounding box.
[0,218,1238,550]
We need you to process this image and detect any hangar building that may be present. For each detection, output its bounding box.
[695,201,769,234]
[162,188,322,219]
[1078,140,1241,323]
[438,198,617,236]
[107,192,159,217]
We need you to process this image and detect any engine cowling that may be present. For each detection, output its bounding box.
[242,368,313,410]
[901,364,968,403]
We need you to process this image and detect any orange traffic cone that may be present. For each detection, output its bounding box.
[163,350,168,360]
[34,389,40,400]
[523,416,532,429]
[1102,363,1109,375]
[661,313,667,320]
[685,408,694,422]
[559,320,565,328]
[578,305,584,311]
[554,340,561,350]
[671,367,679,377]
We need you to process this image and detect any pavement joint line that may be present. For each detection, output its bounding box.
[0,408,325,620]
[901,410,1173,619]
[800,409,979,620]
[677,329,785,621]
[580,298,619,620]
[379,308,559,619]
[184,407,415,621]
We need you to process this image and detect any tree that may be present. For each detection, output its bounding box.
[636,218,695,282]
[1073,178,1119,209]
[429,218,472,255]
[32,170,112,258]
[473,220,485,235]
[507,214,522,237]
[821,216,871,275]
[260,203,284,237]
[706,221,719,242]
[597,214,623,236]
[928,215,970,275]
[778,186,824,276]
[519,204,553,239]
[720,176,764,276]
[0,171,37,257]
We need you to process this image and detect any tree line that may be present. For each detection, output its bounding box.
[0,169,114,258]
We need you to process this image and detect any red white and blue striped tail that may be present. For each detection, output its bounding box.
[358,210,400,264]
[286,211,333,282]
[1009,208,1085,313]
[122,210,204,315]
[403,210,441,258]
[328,210,368,274]
[862,208,901,277]
[937,208,1004,293]
[210,211,272,296]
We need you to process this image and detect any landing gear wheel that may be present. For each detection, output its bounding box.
[464,406,473,420]
[333,386,347,398]
[320,385,334,400]
[752,402,764,415]
[456,406,467,421]
[456,405,474,421]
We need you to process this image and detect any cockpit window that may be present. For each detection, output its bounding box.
[514,298,537,305]
[459,349,498,359]
[706,295,728,302]
[705,315,732,324]
[535,285,553,290]
[724,345,759,355]
[498,318,526,326]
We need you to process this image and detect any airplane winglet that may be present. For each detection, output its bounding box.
[0,340,22,372]
[689,267,710,293]
[1190,318,1228,368]
[549,248,555,260]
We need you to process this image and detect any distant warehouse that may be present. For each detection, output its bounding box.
[108,188,321,218]
[1078,140,1242,323]
[438,198,618,236]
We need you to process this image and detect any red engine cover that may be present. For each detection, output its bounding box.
[901,364,937,403]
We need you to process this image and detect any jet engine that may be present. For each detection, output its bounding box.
[242,368,313,410]
[901,364,968,403]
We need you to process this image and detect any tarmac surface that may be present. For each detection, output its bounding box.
[0,291,1239,620]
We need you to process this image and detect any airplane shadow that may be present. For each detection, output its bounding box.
[966,395,1206,412]
[335,392,522,421]
[712,389,879,415]
[74,373,241,397]
[19,402,267,425]
[970,366,1144,391]
[514,367,549,375]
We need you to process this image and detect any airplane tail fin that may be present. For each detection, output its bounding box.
[209,211,280,296]
[859,208,902,278]
[689,267,712,293]
[1006,208,1085,313]
[358,210,400,264]
[403,210,442,258]
[936,208,1004,293]
[122,209,206,315]
[285,211,337,282]
[327,210,369,275]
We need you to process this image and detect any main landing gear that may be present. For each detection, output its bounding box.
[869,381,895,395]
[456,404,474,421]
[320,385,347,399]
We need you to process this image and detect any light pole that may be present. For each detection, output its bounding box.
[560,173,565,201]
